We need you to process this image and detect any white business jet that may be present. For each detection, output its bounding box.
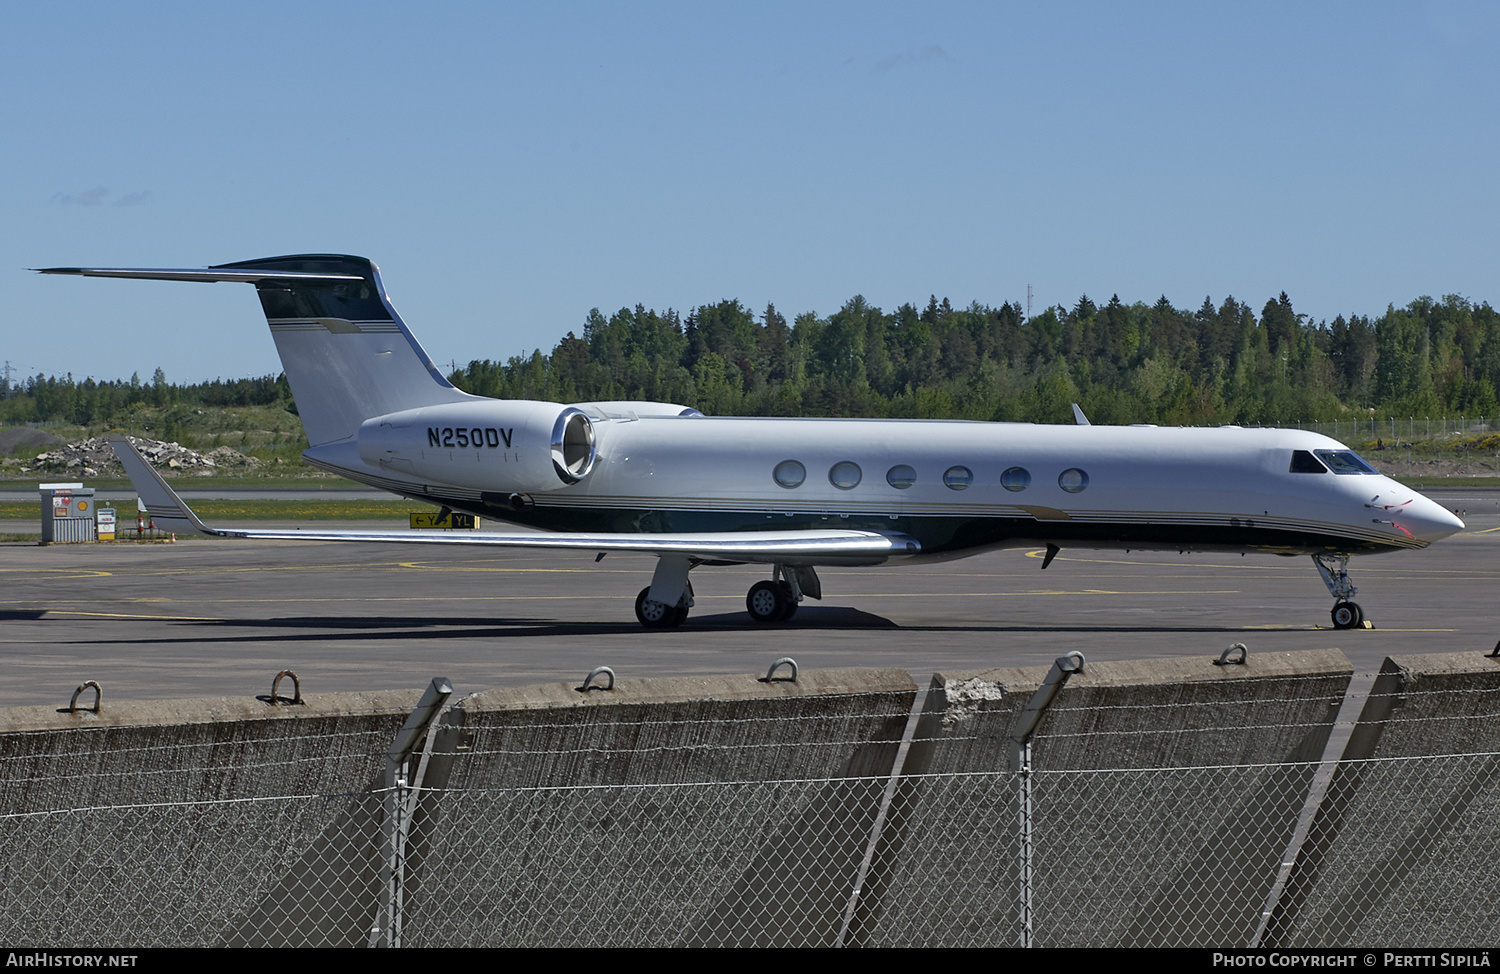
[39,255,1463,630]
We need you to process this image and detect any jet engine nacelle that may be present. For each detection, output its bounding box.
[356,399,596,492]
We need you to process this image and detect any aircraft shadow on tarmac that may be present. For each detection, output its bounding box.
[40,606,1327,647]
[60,606,894,644]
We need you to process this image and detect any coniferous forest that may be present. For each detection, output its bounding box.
[449,292,1500,426]
[3,291,1499,429]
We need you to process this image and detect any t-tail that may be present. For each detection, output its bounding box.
[36,255,474,447]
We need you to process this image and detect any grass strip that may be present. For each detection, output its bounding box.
[0,498,418,521]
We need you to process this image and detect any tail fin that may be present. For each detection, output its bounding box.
[39,255,473,446]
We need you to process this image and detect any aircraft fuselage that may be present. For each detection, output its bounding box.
[324,407,1458,560]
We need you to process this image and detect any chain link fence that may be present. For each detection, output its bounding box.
[4,755,1496,947]
[3,682,1498,946]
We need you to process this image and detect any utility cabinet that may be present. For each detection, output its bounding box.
[40,483,96,543]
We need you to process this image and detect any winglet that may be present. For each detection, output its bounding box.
[1071,403,1091,426]
[107,436,227,537]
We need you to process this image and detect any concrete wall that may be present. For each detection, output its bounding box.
[404,667,917,947]
[8,650,1496,949]
[851,648,1353,947]
[0,669,917,948]
[0,690,422,947]
[1264,651,1500,947]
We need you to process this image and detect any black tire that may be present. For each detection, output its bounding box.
[1331,601,1359,629]
[746,580,786,623]
[636,587,673,628]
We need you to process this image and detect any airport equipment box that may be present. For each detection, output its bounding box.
[39,483,96,543]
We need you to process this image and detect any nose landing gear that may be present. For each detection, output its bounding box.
[1330,600,1363,629]
[1314,552,1367,630]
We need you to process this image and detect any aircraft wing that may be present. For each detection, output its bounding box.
[108,437,920,565]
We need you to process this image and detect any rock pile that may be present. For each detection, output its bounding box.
[8,436,262,478]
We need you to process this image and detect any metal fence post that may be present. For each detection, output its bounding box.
[1009,651,1085,948]
[371,676,453,949]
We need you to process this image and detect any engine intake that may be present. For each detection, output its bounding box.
[551,407,596,483]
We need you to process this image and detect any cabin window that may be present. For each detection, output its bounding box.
[1001,467,1031,491]
[773,459,806,489]
[1058,467,1089,493]
[943,465,973,490]
[1289,450,1327,473]
[886,464,916,489]
[1314,449,1379,475]
[829,461,863,490]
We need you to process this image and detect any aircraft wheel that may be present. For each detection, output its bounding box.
[747,580,787,623]
[667,601,689,627]
[635,587,674,628]
[776,581,798,621]
[1331,601,1362,630]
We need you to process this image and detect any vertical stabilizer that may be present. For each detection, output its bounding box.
[211,255,474,445]
[38,255,475,447]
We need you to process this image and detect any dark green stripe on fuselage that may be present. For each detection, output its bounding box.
[403,491,1401,557]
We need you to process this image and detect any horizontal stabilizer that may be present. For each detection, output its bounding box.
[35,266,364,284]
[107,437,920,565]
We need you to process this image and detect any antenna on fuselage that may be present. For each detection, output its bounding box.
[1071,403,1091,426]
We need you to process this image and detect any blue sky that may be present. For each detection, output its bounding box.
[4,1,1497,385]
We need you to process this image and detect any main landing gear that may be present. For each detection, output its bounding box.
[635,584,692,628]
[632,558,823,628]
[1313,552,1366,630]
[747,580,798,623]
[634,554,695,628]
[746,564,820,624]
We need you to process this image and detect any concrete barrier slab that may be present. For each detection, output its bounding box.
[405,667,917,947]
[854,647,1353,948]
[1265,651,1500,947]
[0,688,427,947]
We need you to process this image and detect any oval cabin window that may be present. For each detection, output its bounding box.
[829,461,862,490]
[886,465,916,489]
[773,460,806,489]
[1058,468,1089,493]
[943,466,973,490]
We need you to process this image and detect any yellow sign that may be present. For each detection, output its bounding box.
[409,511,479,530]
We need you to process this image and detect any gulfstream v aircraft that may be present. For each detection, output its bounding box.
[40,255,1464,629]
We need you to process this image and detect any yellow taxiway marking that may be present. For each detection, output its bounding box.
[1243,624,1460,632]
[13,608,1458,632]
[5,561,635,578]
[396,562,638,574]
[823,589,1243,597]
[35,610,223,621]
[1018,549,1500,577]
[1020,550,1321,571]
[4,589,1242,608]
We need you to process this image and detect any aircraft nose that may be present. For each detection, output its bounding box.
[1401,494,1465,544]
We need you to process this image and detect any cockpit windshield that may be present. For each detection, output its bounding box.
[1289,450,1326,473]
[1314,449,1379,475]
